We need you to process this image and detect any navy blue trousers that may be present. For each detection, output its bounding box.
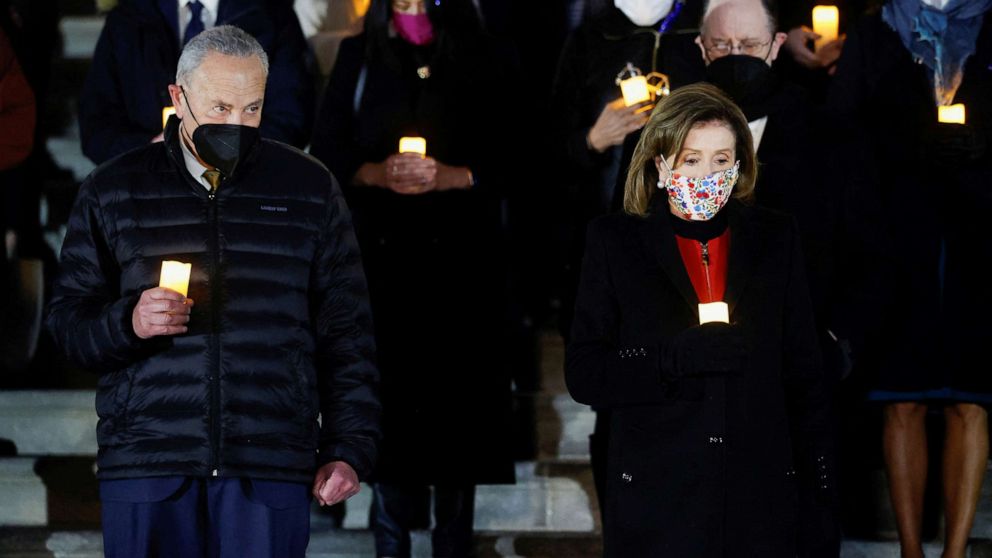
[100,477,310,558]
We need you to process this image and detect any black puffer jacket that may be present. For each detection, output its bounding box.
[45,117,380,483]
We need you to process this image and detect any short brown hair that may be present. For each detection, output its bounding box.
[623,82,757,217]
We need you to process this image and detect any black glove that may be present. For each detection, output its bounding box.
[928,122,987,165]
[661,322,748,379]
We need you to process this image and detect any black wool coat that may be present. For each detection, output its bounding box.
[310,32,517,485]
[45,117,380,483]
[566,200,835,557]
[825,11,992,393]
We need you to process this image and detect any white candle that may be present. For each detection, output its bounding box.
[938,104,966,125]
[162,106,176,130]
[398,137,427,157]
[699,302,730,325]
[159,261,191,297]
[620,75,651,107]
[812,6,839,52]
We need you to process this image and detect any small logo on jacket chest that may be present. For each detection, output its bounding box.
[259,205,288,213]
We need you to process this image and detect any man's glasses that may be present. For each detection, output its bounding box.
[703,38,773,58]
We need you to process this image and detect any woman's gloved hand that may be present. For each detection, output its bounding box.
[661,322,748,379]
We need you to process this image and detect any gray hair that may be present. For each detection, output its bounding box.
[176,25,270,86]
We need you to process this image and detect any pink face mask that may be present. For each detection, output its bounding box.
[393,12,436,46]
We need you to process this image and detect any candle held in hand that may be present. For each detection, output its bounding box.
[938,104,966,125]
[159,261,191,298]
[699,302,730,325]
[812,6,839,52]
[620,75,651,107]
[162,107,177,130]
[398,137,427,157]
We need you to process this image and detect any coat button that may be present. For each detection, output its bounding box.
[621,472,633,482]
[708,436,724,444]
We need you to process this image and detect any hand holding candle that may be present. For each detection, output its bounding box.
[587,98,650,152]
[132,265,194,339]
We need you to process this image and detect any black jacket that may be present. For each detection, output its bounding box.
[78,0,314,165]
[566,200,835,557]
[45,117,380,483]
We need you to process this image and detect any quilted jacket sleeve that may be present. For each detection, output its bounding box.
[45,177,151,372]
[310,174,382,480]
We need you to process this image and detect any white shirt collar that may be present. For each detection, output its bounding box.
[178,125,213,191]
[748,116,769,151]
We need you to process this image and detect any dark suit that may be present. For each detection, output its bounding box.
[565,199,836,557]
[78,0,313,165]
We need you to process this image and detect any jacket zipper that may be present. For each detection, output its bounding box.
[207,188,221,476]
[700,241,714,301]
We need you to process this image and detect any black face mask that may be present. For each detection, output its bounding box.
[180,87,260,178]
[705,54,778,121]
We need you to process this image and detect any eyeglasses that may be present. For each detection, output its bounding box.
[703,39,772,58]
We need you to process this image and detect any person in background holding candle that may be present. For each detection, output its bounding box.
[566,83,835,557]
[826,1,992,556]
[309,1,518,556]
[45,26,380,558]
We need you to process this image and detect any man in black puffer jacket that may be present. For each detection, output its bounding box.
[46,26,379,558]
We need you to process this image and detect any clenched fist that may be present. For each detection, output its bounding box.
[312,461,361,506]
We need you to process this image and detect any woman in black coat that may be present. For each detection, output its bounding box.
[309,0,517,555]
[565,83,835,557]
[552,0,706,518]
[826,1,992,556]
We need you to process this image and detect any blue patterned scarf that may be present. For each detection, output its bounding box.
[882,0,992,105]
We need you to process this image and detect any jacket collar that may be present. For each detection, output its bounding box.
[157,114,263,195]
[637,197,760,320]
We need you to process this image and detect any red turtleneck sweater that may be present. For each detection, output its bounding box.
[676,229,731,303]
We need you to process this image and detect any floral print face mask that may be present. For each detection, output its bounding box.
[658,157,739,221]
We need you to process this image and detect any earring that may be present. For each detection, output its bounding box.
[657,179,664,189]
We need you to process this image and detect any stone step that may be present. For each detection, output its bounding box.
[5,528,992,558]
[0,391,97,456]
[60,16,104,61]
[0,528,606,558]
[0,388,594,462]
[0,458,595,534]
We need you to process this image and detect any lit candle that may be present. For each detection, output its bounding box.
[699,302,730,325]
[398,137,427,157]
[812,6,839,52]
[620,75,651,107]
[938,104,966,125]
[159,261,191,298]
[162,106,176,130]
